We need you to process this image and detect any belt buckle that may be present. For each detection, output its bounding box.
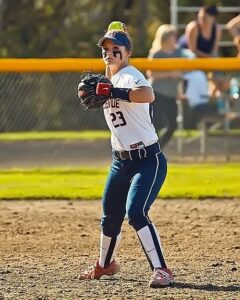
[119,151,128,160]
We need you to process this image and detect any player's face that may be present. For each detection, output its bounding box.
[102,39,130,69]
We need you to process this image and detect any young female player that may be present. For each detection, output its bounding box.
[78,26,174,288]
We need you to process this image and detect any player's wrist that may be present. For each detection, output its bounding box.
[96,83,131,102]
[111,87,131,102]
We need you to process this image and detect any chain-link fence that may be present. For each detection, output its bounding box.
[0,70,240,166]
[0,72,107,132]
[1,71,240,132]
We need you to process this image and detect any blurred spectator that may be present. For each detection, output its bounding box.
[209,72,230,99]
[209,72,240,127]
[226,14,240,38]
[233,36,240,57]
[147,24,194,148]
[179,71,219,128]
[226,15,240,57]
[179,4,222,57]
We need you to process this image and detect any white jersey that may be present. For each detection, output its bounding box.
[103,65,158,151]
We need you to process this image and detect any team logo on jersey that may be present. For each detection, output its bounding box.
[130,141,145,149]
[103,98,120,109]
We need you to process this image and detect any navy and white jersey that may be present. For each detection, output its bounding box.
[103,65,158,151]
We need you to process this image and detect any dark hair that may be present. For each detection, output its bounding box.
[204,4,218,16]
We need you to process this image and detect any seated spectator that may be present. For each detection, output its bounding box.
[180,70,219,128]
[147,24,194,148]
[226,14,240,57]
[179,4,222,57]
[210,72,240,109]
[209,72,230,99]
[209,72,240,127]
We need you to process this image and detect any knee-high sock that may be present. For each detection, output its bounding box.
[137,223,167,270]
[99,232,121,268]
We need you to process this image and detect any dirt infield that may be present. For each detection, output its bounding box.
[0,199,239,300]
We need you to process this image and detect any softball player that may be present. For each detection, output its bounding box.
[78,26,174,288]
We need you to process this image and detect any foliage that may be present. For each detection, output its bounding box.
[0,1,239,132]
[0,0,238,58]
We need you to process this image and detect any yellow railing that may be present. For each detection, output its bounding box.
[0,57,239,72]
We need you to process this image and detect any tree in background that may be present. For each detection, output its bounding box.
[0,0,239,132]
[0,0,169,58]
[0,0,239,58]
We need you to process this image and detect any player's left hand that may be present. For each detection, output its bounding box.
[78,73,112,110]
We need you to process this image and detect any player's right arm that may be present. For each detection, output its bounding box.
[128,86,155,103]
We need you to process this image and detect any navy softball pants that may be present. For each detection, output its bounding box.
[101,143,167,236]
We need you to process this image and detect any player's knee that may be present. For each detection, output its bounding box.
[128,211,149,231]
[101,215,122,237]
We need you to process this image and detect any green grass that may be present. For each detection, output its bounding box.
[0,164,240,200]
[0,130,111,141]
[0,129,239,142]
